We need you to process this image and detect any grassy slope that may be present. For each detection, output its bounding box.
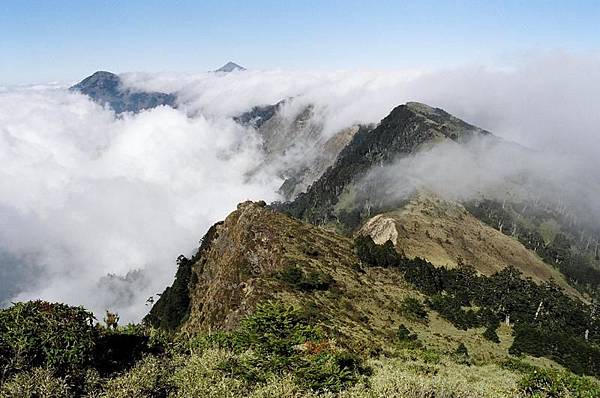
[174,201,590,395]
[359,193,579,297]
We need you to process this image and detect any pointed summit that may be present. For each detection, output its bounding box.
[215,62,246,72]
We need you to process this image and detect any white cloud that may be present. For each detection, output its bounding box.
[0,88,280,322]
[358,136,600,229]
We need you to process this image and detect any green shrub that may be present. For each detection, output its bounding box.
[99,355,175,398]
[0,367,71,398]
[518,366,600,397]
[216,351,267,384]
[399,297,428,323]
[483,323,500,343]
[279,264,304,286]
[192,302,368,393]
[278,265,334,292]
[355,235,400,267]
[294,352,359,393]
[0,301,96,380]
[300,242,321,257]
[454,343,471,365]
[455,343,469,357]
[428,293,481,330]
[234,302,324,359]
[397,324,418,342]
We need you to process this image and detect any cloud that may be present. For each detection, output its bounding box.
[357,136,600,230]
[0,89,281,322]
[402,51,600,165]
[2,51,600,322]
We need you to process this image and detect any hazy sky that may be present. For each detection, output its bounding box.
[2,0,600,84]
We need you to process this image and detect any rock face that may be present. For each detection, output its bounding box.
[234,102,282,129]
[279,125,366,199]
[279,102,491,224]
[70,71,176,113]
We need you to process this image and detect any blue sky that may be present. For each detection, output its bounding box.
[1,0,599,84]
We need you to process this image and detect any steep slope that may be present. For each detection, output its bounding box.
[279,125,366,199]
[280,102,490,224]
[236,99,371,200]
[70,71,176,113]
[149,200,410,341]
[360,193,578,296]
[144,201,446,345]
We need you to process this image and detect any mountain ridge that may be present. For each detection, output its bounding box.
[277,101,491,224]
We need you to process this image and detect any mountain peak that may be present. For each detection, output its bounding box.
[71,71,121,91]
[215,62,246,72]
[70,71,176,113]
[277,102,492,224]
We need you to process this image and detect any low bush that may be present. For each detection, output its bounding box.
[483,323,501,343]
[518,366,600,397]
[399,297,428,323]
[99,355,175,398]
[397,324,417,342]
[295,352,360,393]
[0,301,96,380]
[0,367,71,398]
[355,235,400,267]
[195,302,369,393]
[278,265,334,291]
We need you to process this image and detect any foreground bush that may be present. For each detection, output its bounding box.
[2,300,599,397]
[0,301,96,380]
[0,300,170,395]
[189,301,368,393]
[0,368,71,398]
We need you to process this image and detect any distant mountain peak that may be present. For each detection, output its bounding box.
[72,71,121,91]
[215,62,246,72]
[70,71,176,114]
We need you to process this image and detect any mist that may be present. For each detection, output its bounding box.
[0,89,281,322]
[357,136,600,229]
[1,51,600,322]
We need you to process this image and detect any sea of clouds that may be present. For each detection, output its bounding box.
[1,51,599,322]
